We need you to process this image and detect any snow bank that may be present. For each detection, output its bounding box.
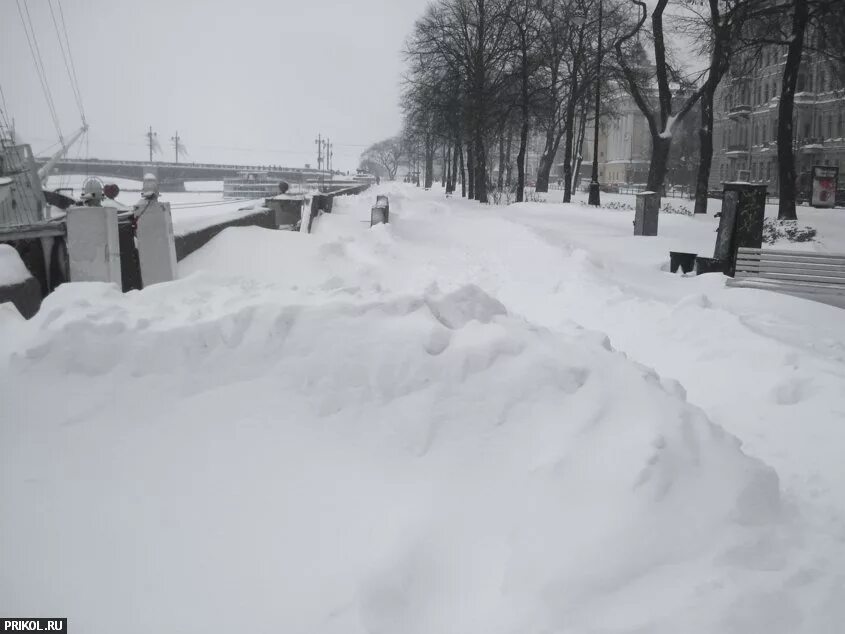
[3,184,844,632]
[0,276,789,633]
[0,244,32,286]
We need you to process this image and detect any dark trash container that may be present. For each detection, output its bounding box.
[669,251,697,274]
[695,256,727,275]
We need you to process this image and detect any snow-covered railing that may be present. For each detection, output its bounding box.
[304,183,372,234]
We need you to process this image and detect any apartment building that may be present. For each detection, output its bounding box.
[711,42,845,195]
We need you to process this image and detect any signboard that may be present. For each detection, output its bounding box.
[811,165,838,208]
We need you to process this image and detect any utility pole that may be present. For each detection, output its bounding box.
[146,126,158,163]
[326,140,333,173]
[588,0,603,206]
[171,131,182,164]
[315,134,324,171]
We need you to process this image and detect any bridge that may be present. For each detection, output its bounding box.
[34,157,333,191]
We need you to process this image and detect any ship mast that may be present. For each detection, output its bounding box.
[37,123,88,184]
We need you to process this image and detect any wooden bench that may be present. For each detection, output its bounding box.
[727,247,845,308]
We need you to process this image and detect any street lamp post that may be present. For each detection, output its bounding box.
[588,0,603,206]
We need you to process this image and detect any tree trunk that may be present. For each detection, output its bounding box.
[424,136,435,189]
[457,138,466,197]
[516,116,529,203]
[497,134,505,190]
[647,135,671,193]
[562,93,579,202]
[445,144,453,193]
[536,126,564,193]
[441,143,447,186]
[467,143,475,200]
[453,134,461,195]
[777,0,808,220]
[474,131,487,202]
[505,128,513,188]
[572,104,588,191]
[536,127,556,193]
[694,85,716,215]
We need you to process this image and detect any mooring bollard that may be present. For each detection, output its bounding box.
[66,206,122,284]
[713,182,767,276]
[634,191,659,236]
[136,199,177,286]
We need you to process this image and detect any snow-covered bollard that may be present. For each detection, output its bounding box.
[135,200,177,286]
[65,205,122,284]
[634,192,659,236]
[371,195,389,227]
[134,174,177,286]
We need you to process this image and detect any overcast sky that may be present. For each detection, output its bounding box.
[0,0,423,172]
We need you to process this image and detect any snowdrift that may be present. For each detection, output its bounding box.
[0,275,795,633]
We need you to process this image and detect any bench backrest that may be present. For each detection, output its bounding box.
[735,247,845,288]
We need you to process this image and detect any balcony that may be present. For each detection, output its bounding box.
[729,104,752,119]
[726,144,750,156]
[798,137,824,153]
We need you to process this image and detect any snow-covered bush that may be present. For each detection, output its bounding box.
[491,188,515,205]
[660,202,693,216]
[524,190,546,203]
[763,219,817,244]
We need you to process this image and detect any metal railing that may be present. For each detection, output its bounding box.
[33,156,332,176]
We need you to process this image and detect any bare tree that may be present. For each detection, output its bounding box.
[615,0,709,193]
[360,137,405,180]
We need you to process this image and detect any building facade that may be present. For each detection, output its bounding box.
[546,96,652,191]
[598,96,652,186]
[711,41,845,194]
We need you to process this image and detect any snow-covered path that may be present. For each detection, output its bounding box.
[2,184,844,633]
[322,185,845,627]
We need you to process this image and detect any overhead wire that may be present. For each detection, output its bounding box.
[169,198,256,208]
[56,0,85,124]
[47,0,86,126]
[0,81,12,133]
[15,0,64,144]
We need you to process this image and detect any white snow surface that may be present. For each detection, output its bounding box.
[0,244,32,286]
[2,184,845,633]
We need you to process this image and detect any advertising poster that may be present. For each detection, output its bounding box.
[811,165,838,208]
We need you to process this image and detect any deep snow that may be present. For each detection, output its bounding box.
[2,183,844,633]
[0,244,32,286]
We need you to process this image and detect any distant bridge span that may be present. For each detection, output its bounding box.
[35,157,332,189]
